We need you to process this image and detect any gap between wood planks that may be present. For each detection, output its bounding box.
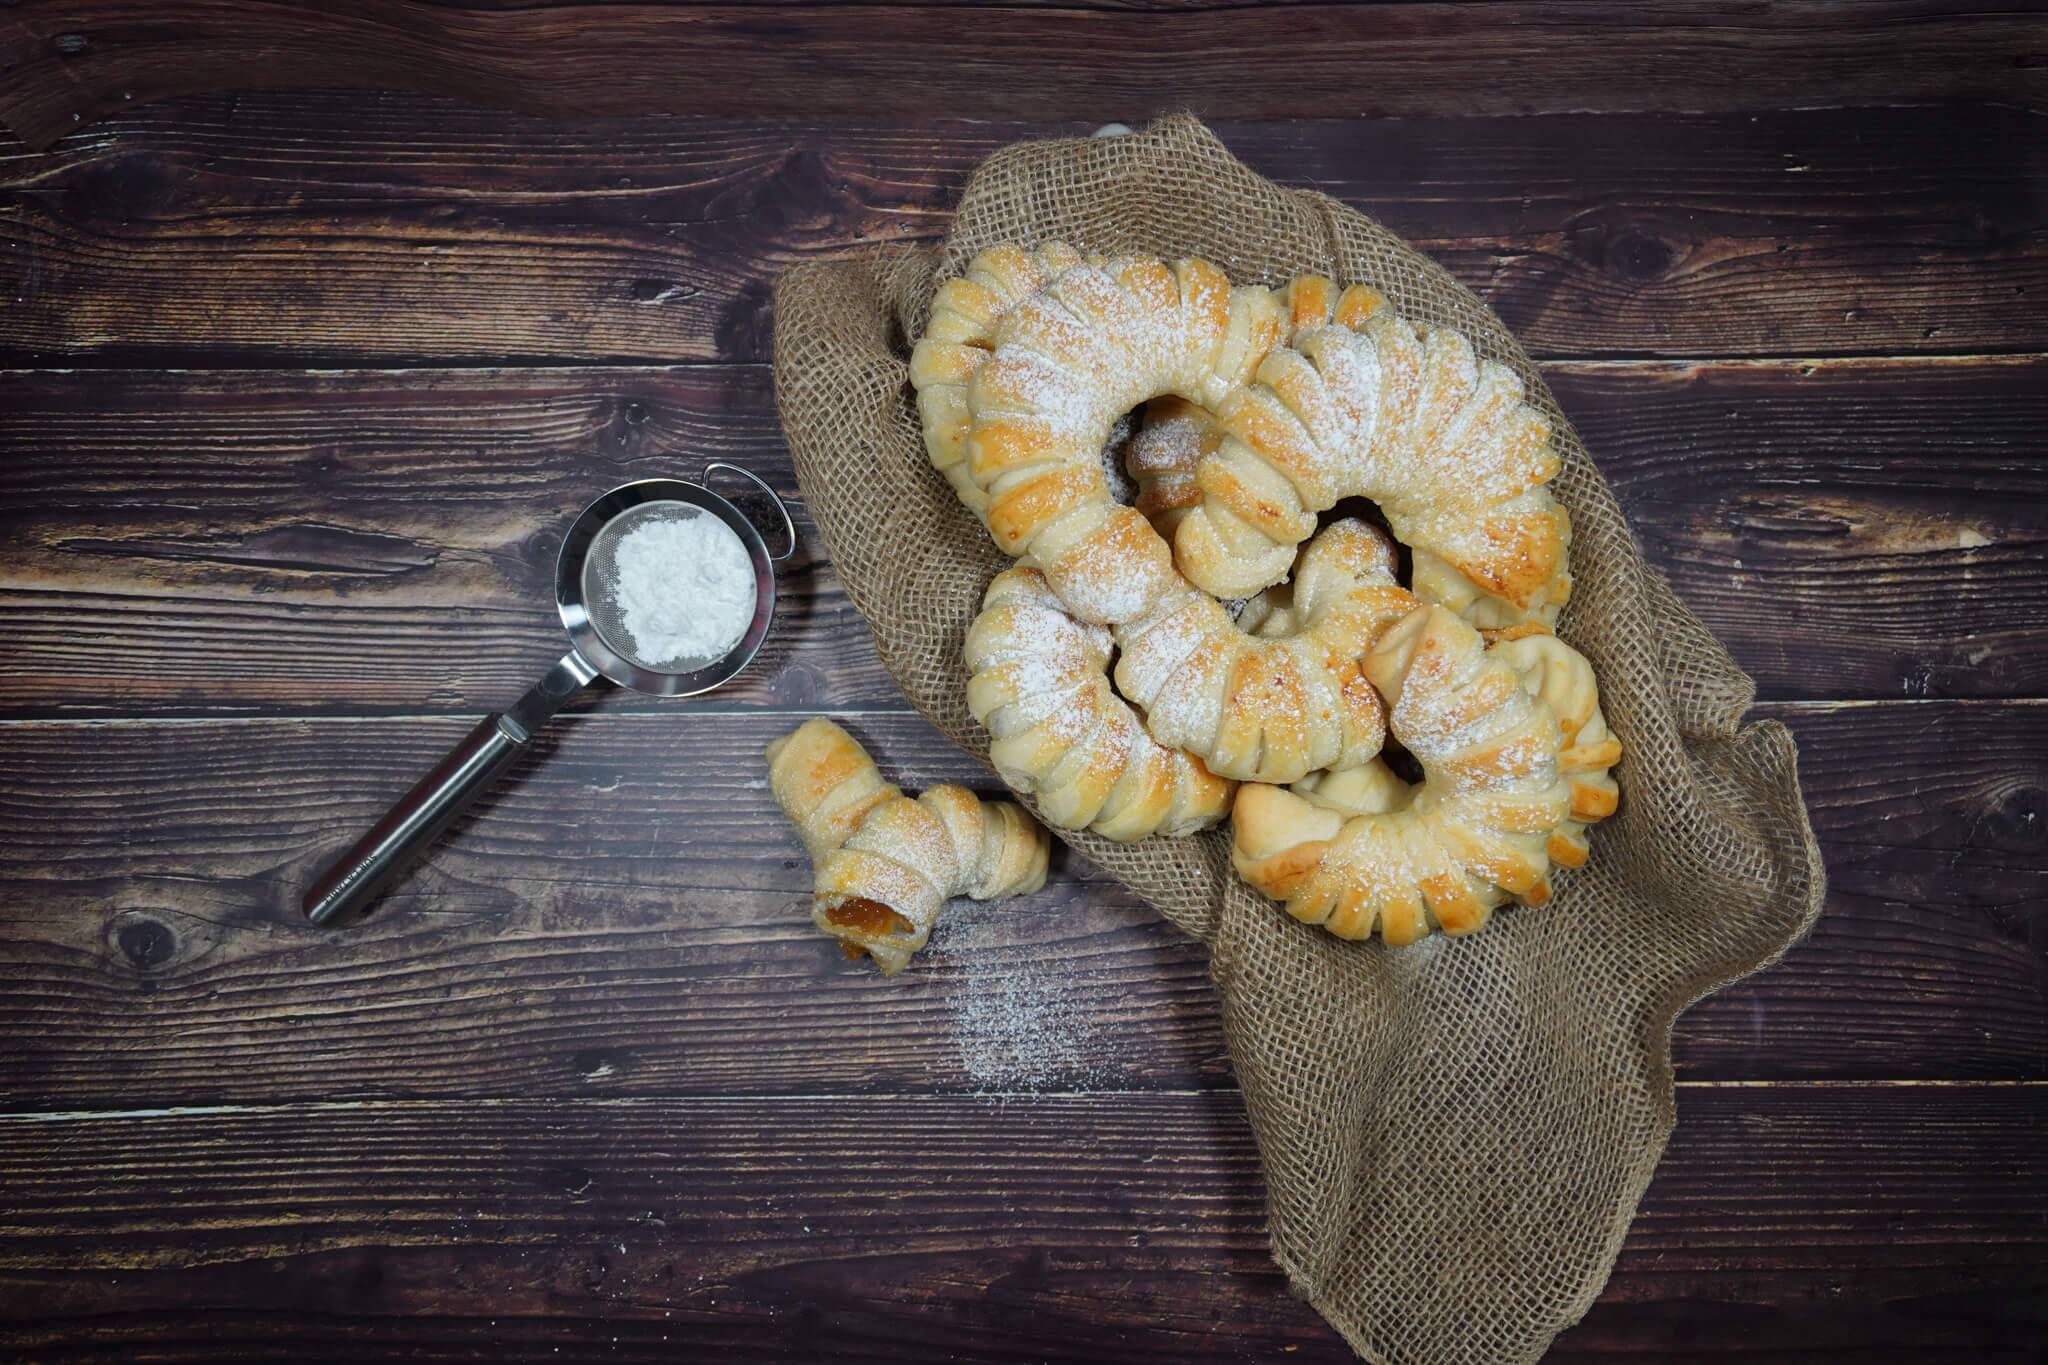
[5,352,2045,376]
[4,3,2043,151]
[0,697,2041,727]
[8,1078,2044,1125]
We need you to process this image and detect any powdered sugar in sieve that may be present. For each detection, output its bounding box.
[584,501,758,671]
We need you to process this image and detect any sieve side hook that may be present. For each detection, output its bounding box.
[703,461,797,562]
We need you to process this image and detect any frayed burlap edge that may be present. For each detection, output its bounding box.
[770,115,1825,1365]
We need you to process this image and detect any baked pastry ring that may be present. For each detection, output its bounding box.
[1267,626,1624,881]
[1230,604,1577,944]
[1110,518,1418,784]
[1124,278,1570,626]
[965,566,1235,839]
[955,251,1289,624]
[766,718,1050,972]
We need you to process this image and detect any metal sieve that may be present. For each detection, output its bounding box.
[303,467,795,927]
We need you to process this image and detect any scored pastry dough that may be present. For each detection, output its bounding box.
[1133,276,1571,625]
[965,567,1235,839]
[910,241,1087,518]
[1230,604,1576,944]
[1256,627,1625,904]
[1110,519,1418,784]
[1488,629,1623,868]
[900,245,1620,947]
[919,246,1569,631]
[1122,395,1219,539]
[766,718,1049,973]
[957,250,1287,624]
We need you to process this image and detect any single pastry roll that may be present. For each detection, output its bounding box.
[766,718,1049,973]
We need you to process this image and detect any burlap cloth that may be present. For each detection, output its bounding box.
[770,115,1825,1364]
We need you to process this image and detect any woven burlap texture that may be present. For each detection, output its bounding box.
[771,115,1825,1365]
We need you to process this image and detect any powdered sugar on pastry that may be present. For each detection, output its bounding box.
[965,567,1233,841]
[948,251,1286,627]
[1112,520,1416,784]
[1488,630,1623,868]
[1231,605,1581,945]
[1169,285,1572,626]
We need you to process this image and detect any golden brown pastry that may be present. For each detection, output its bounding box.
[1148,277,1572,626]
[1488,630,1623,867]
[1122,395,1220,539]
[766,718,1049,973]
[909,242,1087,518]
[965,567,1235,839]
[1112,519,1418,784]
[958,251,1288,624]
[936,253,1570,629]
[1270,629,1625,872]
[1230,605,1574,944]
[1287,756,1414,819]
[1118,283,1387,539]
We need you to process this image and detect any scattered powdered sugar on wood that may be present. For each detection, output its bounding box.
[923,898,1111,1094]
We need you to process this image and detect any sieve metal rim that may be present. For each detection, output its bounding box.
[555,476,777,697]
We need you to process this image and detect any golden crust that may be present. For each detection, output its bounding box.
[1489,630,1626,860]
[906,248,1617,939]
[1230,607,1581,945]
[909,242,1088,518]
[964,568,1235,841]
[1140,290,1572,627]
[766,719,1050,974]
[983,463,1105,553]
[922,245,1302,628]
[1114,520,1417,784]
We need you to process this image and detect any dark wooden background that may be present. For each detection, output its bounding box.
[1,2,2043,1360]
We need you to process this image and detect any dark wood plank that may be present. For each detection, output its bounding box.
[6,2,2044,151]
[0,365,901,714]
[0,1086,2039,1360]
[4,96,2044,364]
[1572,356,2048,702]
[0,701,2039,1108]
[2,357,2040,717]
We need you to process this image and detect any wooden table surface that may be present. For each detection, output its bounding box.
[1,3,2043,1360]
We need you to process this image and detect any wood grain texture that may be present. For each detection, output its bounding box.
[0,701,2039,1108]
[5,2,2045,151]
[2,357,2040,717]
[0,366,882,714]
[1,23,2043,1358]
[1572,356,2048,702]
[4,96,2044,364]
[0,1087,2040,1360]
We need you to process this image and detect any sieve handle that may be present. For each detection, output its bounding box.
[302,651,600,927]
